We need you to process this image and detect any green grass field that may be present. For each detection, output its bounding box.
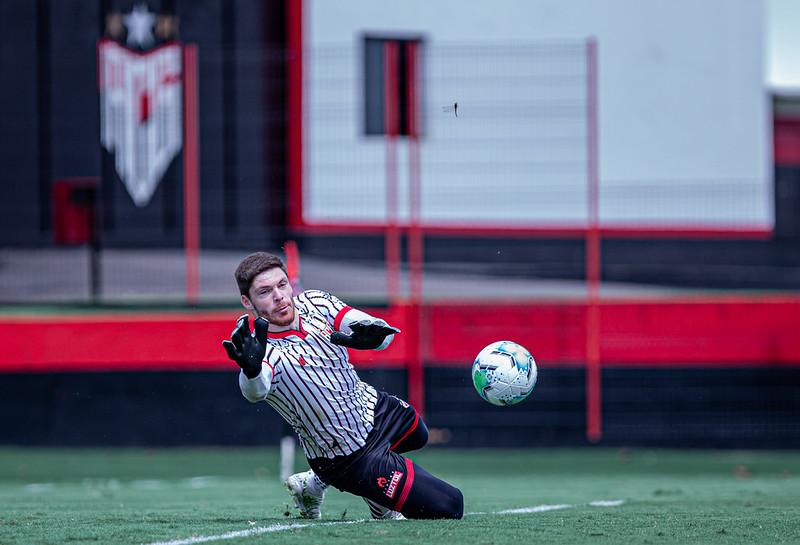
[1,448,798,545]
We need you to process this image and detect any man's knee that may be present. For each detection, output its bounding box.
[403,481,463,519]
[410,419,429,450]
[442,486,464,519]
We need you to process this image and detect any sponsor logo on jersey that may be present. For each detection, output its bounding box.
[303,315,333,339]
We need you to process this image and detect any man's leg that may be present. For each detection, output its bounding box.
[394,458,463,519]
[366,395,428,519]
[311,392,461,520]
[347,449,463,520]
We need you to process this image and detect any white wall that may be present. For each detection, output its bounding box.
[768,0,800,92]
[305,0,771,228]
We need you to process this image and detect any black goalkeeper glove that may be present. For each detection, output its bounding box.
[222,314,269,378]
[330,318,400,350]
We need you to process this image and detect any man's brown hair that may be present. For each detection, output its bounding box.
[234,252,287,296]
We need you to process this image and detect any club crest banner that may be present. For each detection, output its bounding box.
[98,39,182,207]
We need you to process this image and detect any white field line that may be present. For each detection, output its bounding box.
[24,483,55,493]
[467,504,573,516]
[496,504,573,514]
[23,477,221,494]
[144,520,366,545]
[589,499,625,507]
[143,500,626,545]
[467,499,625,516]
[131,480,165,490]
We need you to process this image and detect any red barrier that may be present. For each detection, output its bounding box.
[0,308,407,373]
[424,297,800,367]
[0,312,237,372]
[1,298,799,372]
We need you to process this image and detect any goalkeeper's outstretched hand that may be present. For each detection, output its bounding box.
[330,318,400,350]
[222,314,269,378]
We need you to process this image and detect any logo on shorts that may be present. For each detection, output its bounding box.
[391,395,410,409]
[384,470,404,499]
[376,477,387,488]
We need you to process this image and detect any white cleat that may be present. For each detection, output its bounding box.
[285,470,326,519]
[377,510,406,520]
[365,498,406,520]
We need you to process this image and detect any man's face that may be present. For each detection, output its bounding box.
[242,267,295,327]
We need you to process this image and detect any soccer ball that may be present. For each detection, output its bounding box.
[471,340,537,406]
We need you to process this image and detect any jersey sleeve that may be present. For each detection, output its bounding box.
[300,289,353,330]
[302,289,397,351]
[238,363,273,402]
[238,347,278,402]
[335,307,397,350]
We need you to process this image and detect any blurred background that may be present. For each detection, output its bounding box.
[1,0,799,450]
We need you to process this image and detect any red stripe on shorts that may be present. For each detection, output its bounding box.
[394,457,415,512]
[390,411,419,451]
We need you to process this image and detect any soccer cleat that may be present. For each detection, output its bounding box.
[285,470,326,519]
[364,498,406,520]
[377,510,406,520]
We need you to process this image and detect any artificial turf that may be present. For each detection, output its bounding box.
[1,447,798,544]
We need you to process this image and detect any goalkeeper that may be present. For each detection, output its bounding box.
[222,252,463,520]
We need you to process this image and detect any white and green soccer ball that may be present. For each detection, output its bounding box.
[472,340,537,406]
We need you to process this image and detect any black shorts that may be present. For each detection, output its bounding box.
[308,391,463,519]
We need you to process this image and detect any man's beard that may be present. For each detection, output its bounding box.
[258,303,295,327]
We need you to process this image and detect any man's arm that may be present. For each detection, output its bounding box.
[300,290,400,350]
[330,308,400,351]
[238,362,273,402]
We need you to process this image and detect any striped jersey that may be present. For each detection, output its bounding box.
[246,289,379,459]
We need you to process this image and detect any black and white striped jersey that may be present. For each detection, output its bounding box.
[239,289,383,459]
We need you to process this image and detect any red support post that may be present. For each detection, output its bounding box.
[406,41,424,415]
[384,41,401,304]
[407,41,423,303]
[286,0,304,228]
[182,44,200,306]
[585,38,602,442]
[406,301,425,415]
[284,239,302,293]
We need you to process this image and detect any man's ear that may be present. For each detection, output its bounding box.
[241,294,254,311]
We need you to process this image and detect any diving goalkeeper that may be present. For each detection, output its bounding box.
[222,252,463,520]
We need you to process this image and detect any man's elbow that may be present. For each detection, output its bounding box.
[238,369,272,402]
[242,392,264,403]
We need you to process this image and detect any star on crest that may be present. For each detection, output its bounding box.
[124,3,156,49]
